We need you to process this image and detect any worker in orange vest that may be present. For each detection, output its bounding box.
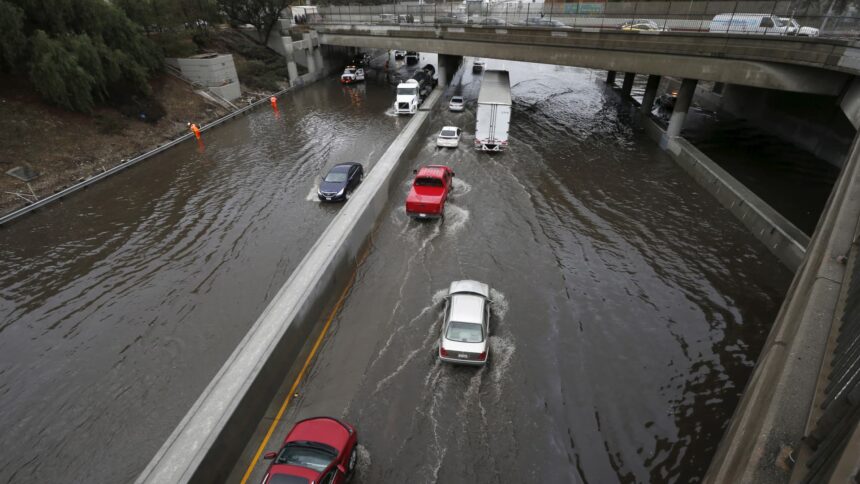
[188,122,201,139]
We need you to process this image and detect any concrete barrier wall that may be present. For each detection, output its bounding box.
[136,89,443,484]
[642,116,809,270]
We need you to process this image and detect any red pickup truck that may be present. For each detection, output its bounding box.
[405,165,455,220]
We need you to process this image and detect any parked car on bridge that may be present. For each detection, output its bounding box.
[393,50,406,59]
[449,96,465,112]
[318,162,364,202]
[377,14,398,24]
[439,280,491,366]
[340,66,365,84]
[472,59,486,73]
[619,19,667,31]
[780,17,820,36]
[468,16,506,26]
[436,13,468,24]
[521,17,572,29]
[405,51,420,64]
[708,13,793,35]
[405,165,454,219]
[436,126,462,148]
[261,416,359,484]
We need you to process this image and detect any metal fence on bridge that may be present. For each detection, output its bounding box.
[310,1,860,39]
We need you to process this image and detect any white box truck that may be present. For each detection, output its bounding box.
[475,70,511,151]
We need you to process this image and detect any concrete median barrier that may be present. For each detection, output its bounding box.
[136,89,443,484]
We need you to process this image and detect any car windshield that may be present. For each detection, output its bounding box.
[440,129,458,137]
[446,321,484,343]
[275,442,337,472]
[324,171,348,183]
[415,177,443,187]
[451,97,463,103]
[398,87,417,95]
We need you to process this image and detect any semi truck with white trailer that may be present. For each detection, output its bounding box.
[475,70,511,151]
[394,64,437,115]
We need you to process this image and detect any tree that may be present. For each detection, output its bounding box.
[4,0,163,112]
[218,0,290,44]
[0,1,26,70]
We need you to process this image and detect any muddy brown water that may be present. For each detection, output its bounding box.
[230,60,792,484]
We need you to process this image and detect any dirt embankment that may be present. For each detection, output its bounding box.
[0,28,294,218]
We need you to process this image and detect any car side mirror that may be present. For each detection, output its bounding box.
[337,464,348,475]
[264,451,277,460]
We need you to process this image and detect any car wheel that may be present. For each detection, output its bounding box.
[347,447,358,475]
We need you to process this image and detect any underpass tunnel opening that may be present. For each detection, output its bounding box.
[614,69,854,237]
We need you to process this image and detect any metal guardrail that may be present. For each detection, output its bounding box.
[799,243,860,483]
[310,1,860,39]
[0,87,293,227]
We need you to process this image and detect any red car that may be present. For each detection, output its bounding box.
[262,417,359,484]
[405,165,455,220]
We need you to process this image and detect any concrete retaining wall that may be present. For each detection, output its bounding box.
[642,116,809,270]
[136,89,443,484]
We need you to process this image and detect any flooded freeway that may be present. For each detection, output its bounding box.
[231,60,793,484]
[0,58,407,483]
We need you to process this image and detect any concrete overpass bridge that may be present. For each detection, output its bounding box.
[309,22,860,138]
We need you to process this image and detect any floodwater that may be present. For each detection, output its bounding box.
[682,113,839,235]
[0,56,409,483]
[232,60,792,484]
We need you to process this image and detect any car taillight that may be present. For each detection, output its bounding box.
[440,347,448,357]
[478,351,487,360]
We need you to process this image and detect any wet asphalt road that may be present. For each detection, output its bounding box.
[231,59,792,484]
[0,55,412,483]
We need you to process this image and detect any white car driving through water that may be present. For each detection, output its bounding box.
[439,280,491,365]
[449,96,465,112]
[436,126,462,148]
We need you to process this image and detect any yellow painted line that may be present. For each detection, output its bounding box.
[240,249,369,484]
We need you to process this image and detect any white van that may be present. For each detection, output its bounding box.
[708,14,792,35]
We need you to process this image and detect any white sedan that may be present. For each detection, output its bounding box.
[439,280,491,366]
[448,96,465,112]
[436,126,461,148]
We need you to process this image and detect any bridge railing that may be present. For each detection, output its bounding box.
[312,1,860,39]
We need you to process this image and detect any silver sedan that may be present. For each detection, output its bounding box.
[439,280,491,365]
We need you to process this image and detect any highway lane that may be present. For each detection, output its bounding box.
[0,55,415,483]
[232,59,792,483]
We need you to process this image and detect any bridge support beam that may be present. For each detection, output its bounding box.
[437,54,461,88]
[640,74,661,114]
[621,72,635,97]
[606,70,616,86]
[666,78,697,139]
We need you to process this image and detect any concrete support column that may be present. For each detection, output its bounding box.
[621,72,636,97]
[666,78,698,138]
[640,74,661,114]
[606,70,616,85]
[306,49,317,73]
[437,54,461,88]
[283,43,299,82]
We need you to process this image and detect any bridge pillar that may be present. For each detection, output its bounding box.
[640,74,661,114]
[621,72,635,97]
[666,78,697,138]
[606,70,616,85]
[437,54,461,88]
